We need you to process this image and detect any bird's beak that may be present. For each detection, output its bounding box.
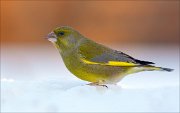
[46,31,57,43]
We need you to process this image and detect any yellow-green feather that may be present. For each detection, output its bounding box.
[81,58,137,66]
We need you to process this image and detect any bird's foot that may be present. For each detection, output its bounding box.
[87,82,108,88]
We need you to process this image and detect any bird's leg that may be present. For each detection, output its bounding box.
[87,81,108,88]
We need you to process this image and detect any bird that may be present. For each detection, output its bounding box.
[46,26,173,87]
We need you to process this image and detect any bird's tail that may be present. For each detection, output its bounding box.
[134,59,173,72]
[127,65,174,75]
[141,65,174,72]
[157,67,174,72]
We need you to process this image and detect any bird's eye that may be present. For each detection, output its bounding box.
[57,31,65,36]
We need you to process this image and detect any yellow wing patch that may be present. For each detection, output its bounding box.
[81,58,138,66]
[107,61,137,66]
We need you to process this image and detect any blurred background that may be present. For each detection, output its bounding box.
[1,1,179,112]
[1,1,179,44]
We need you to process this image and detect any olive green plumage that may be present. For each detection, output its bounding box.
[46,26,173,85]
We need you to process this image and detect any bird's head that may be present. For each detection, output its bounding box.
[46,26,83,52]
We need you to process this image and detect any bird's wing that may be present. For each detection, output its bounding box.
[78,40,154,67]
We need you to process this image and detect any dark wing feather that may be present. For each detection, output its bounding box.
[91,50,136,63]
[134,59,155,65]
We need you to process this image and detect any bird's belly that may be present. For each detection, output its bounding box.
[64,58,129,83]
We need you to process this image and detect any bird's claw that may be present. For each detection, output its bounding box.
[86,82,108,88]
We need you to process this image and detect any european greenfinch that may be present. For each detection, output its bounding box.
[46,26,173,87]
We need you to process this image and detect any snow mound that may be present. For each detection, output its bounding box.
[1,77,179,112]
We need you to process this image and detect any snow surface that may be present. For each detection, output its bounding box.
[1,44,179,112]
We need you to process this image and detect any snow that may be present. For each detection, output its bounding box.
[1,44,179,112]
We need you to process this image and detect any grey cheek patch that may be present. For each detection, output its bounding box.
[68,35,77,44]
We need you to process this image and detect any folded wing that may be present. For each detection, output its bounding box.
[78,40,154,67]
